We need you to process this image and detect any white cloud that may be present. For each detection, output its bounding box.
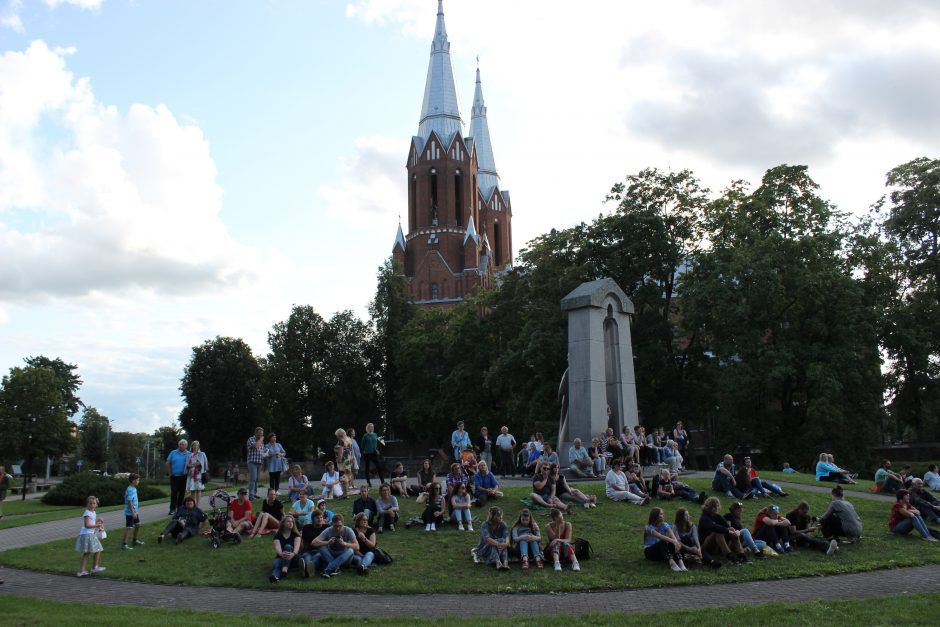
[0,0,23,32]
[43,0,102,9]
[319,135,406,230]
[0,40,267,303]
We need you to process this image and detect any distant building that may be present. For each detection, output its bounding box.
[392,0,513,307]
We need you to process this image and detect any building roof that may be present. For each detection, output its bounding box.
[393,223,406,252]
[469,64,500,197]
[417,0,464,145]
[463,214,479,245]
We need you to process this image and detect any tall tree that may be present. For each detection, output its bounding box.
[78,406,111,469]
[24,356,83,417]
[179,336,266,461]
[369,258,414,435]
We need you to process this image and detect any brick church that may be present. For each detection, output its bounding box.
[392,0,513,307]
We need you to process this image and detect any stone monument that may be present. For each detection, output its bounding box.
[558,277,639,464]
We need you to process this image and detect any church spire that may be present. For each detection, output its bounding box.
[417,0,464,144]
[468,63,499,198]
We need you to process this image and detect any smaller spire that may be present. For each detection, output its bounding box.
[463,215,479,245]
[393,223,406,251]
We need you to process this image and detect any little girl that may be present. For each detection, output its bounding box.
[76,495,106,577]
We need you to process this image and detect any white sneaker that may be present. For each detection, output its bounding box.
[583,502,591,509]
[430,523,436,531]
[425,524,431,532]
[389,524,395,531]
[572,560,581,572]
[471,548,480,563]
[827,539,838,556]
[553,561,562,572]
[91,566,106,573]
[458,523,465,531]
[467,524,474,531]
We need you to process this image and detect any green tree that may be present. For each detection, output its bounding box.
[369,258,414,435]
[0,365,76,488]
[152,425,186,466]
[110,431,146,473]
[179,336,266,461]
[78,406,111,469]
[24,356,83,417]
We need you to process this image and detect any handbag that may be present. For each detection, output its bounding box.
[371,546,393,564]
[573,537,594,561]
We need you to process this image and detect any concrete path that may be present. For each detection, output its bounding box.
[0,563,937,618]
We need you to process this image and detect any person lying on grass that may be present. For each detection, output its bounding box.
[550,463,597,508]
[643,507,687,572]
[269,516,302,583]
[785,501,839,555]
[511,508,543,569]
[475,506,511,570]
[250,488,284,538]
[546,508,580,572]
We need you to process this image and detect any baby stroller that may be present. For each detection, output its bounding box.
[208,489,242,549]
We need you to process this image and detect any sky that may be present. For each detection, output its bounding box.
[1,0,938,434]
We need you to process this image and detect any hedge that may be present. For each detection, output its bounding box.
[42,473,164,507]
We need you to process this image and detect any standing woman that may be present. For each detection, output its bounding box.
[546,508,580,572]
[643,507,686,572]
[475,426,494,469]
[347,427,361,490]
[334,429,354,495]
[360,423,385,487]
[264,433,287,494]
[474,506,511,570]
[451,421,471,462]
[186,440,209,507]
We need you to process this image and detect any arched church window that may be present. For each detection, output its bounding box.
[431,283,439,300]
[455,172,463,226]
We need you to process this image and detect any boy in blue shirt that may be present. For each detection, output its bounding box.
[122,473,145,550]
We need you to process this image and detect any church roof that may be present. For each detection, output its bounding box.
[469,64,500,196]
[417,0,464,145]
[393,223,406,252]
[463,214,479,245]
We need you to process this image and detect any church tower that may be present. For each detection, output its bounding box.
[392,0,513,307]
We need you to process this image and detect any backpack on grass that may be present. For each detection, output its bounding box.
[574,537,594,561]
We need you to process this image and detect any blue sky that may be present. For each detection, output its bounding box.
[2,0,938,434]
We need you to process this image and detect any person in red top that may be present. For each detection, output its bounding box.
[744,457,788,498]
[227,488,255,535]
[889,489,937,541]
[753,505,793,553]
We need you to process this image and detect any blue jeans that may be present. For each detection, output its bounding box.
[892,516,931,539]
[517,540,540,561]
[248,462,262,498]
[301,550,326,573]
[271,554,300,579]
[738,528,760,552]
[318,547,354,574]
[713,474,745,499]
[350,551,375,570]
[452,509,471,525]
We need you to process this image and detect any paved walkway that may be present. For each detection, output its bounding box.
[0,563,937,617]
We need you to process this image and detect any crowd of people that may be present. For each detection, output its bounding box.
[70,423,940,581]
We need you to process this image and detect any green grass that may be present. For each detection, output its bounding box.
[757,471,879,494]
[0,487,173,531]
[0,592,938,626]
[2,480,938,594]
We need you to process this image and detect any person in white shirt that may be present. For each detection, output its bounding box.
[568,438,596,478]
[606,459,649,505]
[924,465,940,492]
[495,427,516,478]
[320,461,344,499]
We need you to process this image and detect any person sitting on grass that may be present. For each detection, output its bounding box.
[352,485,378,528]
[416,458,436,494]
[656,468,677,500]
[753,504,794,554]
[818,486,863,543]
[744,457,788,497]
[445,462,469,517]
[674,507,720,568]
[713,454,746,499]
[121,473,144,550]
[419,481,446,532]
[227,488,254,536]
[350,512,377,575]
[376,483,399,532]
[320,461,344,499]
[670,472,706,505]
[474,506,511,570]
[698,497,749,565]
[889,489,938,542]
[158,495,208,545]
[605,459,649,505]
[389,462,409,498]
[250,488,284,538]
[568,438,597,478]
[311,513,359,578]
[785,501,839,555]
[531,463,573,511]
[723,501,767,559]
[290,491,315,527]
[299,512,330,574]
[910,479,940,524]
[643,507,687,572]
[551,464,597,508]
[925,464,940,491]
[451,482,474,531]
[314,497,334,524]
[511,508,543,569]
[815,453,856,484]
[875,460,905,493]
[782,462,797,474]
[286,464,315,502]
[269,515,302,583]
[626,462,650,499]
[472,461,503,507]
[546,508,580,572]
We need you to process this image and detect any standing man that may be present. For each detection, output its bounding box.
[165,439,189,516]
[360,422,384,487]
[475,426,494,469]
[246,427,265,500]
[495,426,516,478]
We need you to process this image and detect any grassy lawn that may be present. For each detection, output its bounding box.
[1,480,938,594]
[757,471,879,494]
[0,592,938,626]
[0,487,173,531]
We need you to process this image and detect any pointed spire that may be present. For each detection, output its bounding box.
[418,0,464,144]
[463,214,479,245]
[468,63,499,198]
[393,223,406,252]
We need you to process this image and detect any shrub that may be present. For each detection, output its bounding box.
[42,473,164,507]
